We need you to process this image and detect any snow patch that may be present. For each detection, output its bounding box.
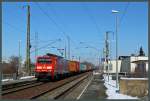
[19,76,35,80]
[2,79,14,82]
[120,77,148,80]
[93,71,101,75]
[103,74,138,99]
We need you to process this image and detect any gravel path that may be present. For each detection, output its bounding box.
[80,73,107,99]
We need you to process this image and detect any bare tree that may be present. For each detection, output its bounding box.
[2,63,12,74]
[82,61,94,67]
[22,60,35,76]
[9,56,20,79]
[81,61,95,70]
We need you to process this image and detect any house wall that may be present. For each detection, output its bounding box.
[103,60,121,73]
[130,56,148,73]
[102,56,148,74]
[120,58,130,73]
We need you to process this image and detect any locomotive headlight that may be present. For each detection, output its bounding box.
[47,66,52,69]
[37,66,42,69]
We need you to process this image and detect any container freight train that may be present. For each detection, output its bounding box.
[35,53,93,81]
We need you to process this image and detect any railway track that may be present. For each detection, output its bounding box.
[2,81,44,95]
[2,72,91,99]
[36,72,90,99]
[2,79,37,91]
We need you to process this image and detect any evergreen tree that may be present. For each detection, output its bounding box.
[139,46,145,56]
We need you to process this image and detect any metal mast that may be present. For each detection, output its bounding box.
[17,40,21,79]
[26,5,31,76]
[35,32,38,61]
[67,36,70,60]
[105,31,109,81]
[64,45,67,59]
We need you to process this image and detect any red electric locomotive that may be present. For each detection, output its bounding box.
[35,53,68,80]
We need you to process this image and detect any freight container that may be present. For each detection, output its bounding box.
[63,59,69,74]
[68,61,79,73]
[68,61,77,73]
[74,61,80,72]
[79,63,87,72]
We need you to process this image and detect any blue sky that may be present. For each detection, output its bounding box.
[2,2,148,64]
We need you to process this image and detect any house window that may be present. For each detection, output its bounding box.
[109,63,112,70]
[137,63,146,72]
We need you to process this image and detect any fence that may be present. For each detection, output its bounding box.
[2,72,35,81]
[2,73,16,80]
[119,78,148,97]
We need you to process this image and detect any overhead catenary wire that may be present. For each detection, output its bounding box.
[31,39,59,45]
[35,2,80,59]
[35,2,67,37]
[3,21,36,40]
[119,2,130,27]
[46,3,79,48]
[30,38,61,53]
[44,3,79,52]
[82,3,101,36]
[3,21,26,33]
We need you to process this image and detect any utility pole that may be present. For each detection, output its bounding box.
[98,57,100,71]
[105,31,109,81]
[17,40,21,79]
[35,32,38,61]
[26,5,31,76]
[67,36,70,60]
[103,48,105,73]
[64,45,67,59]
[72,56,74,61]
[79,56,80,62]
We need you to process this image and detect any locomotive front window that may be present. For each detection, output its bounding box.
[38,58,52,64]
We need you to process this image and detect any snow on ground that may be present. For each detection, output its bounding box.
[2,76,35,82]
[103,74,138,99]
[120,77,148,80]
[93,71,101,75]
[2,79,14,82]
[19,76,35,80]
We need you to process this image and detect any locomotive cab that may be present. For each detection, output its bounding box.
[35,56,55,80]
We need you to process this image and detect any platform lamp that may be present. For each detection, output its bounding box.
[112,9,119,90]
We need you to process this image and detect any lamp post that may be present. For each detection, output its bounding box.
[17,40,21,79]
[112,10,119,89]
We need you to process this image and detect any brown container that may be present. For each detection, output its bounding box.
[68,61,77,72]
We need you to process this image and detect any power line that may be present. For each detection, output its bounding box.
[3,21,35,40]
[30,38,61,53]
[119,2,130,27]
[31,39,58,45]
[3,21,26,33]
[35,2,66,36]
[35,2,79,59]
[82,3,101,36]
[46,3,79,48]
